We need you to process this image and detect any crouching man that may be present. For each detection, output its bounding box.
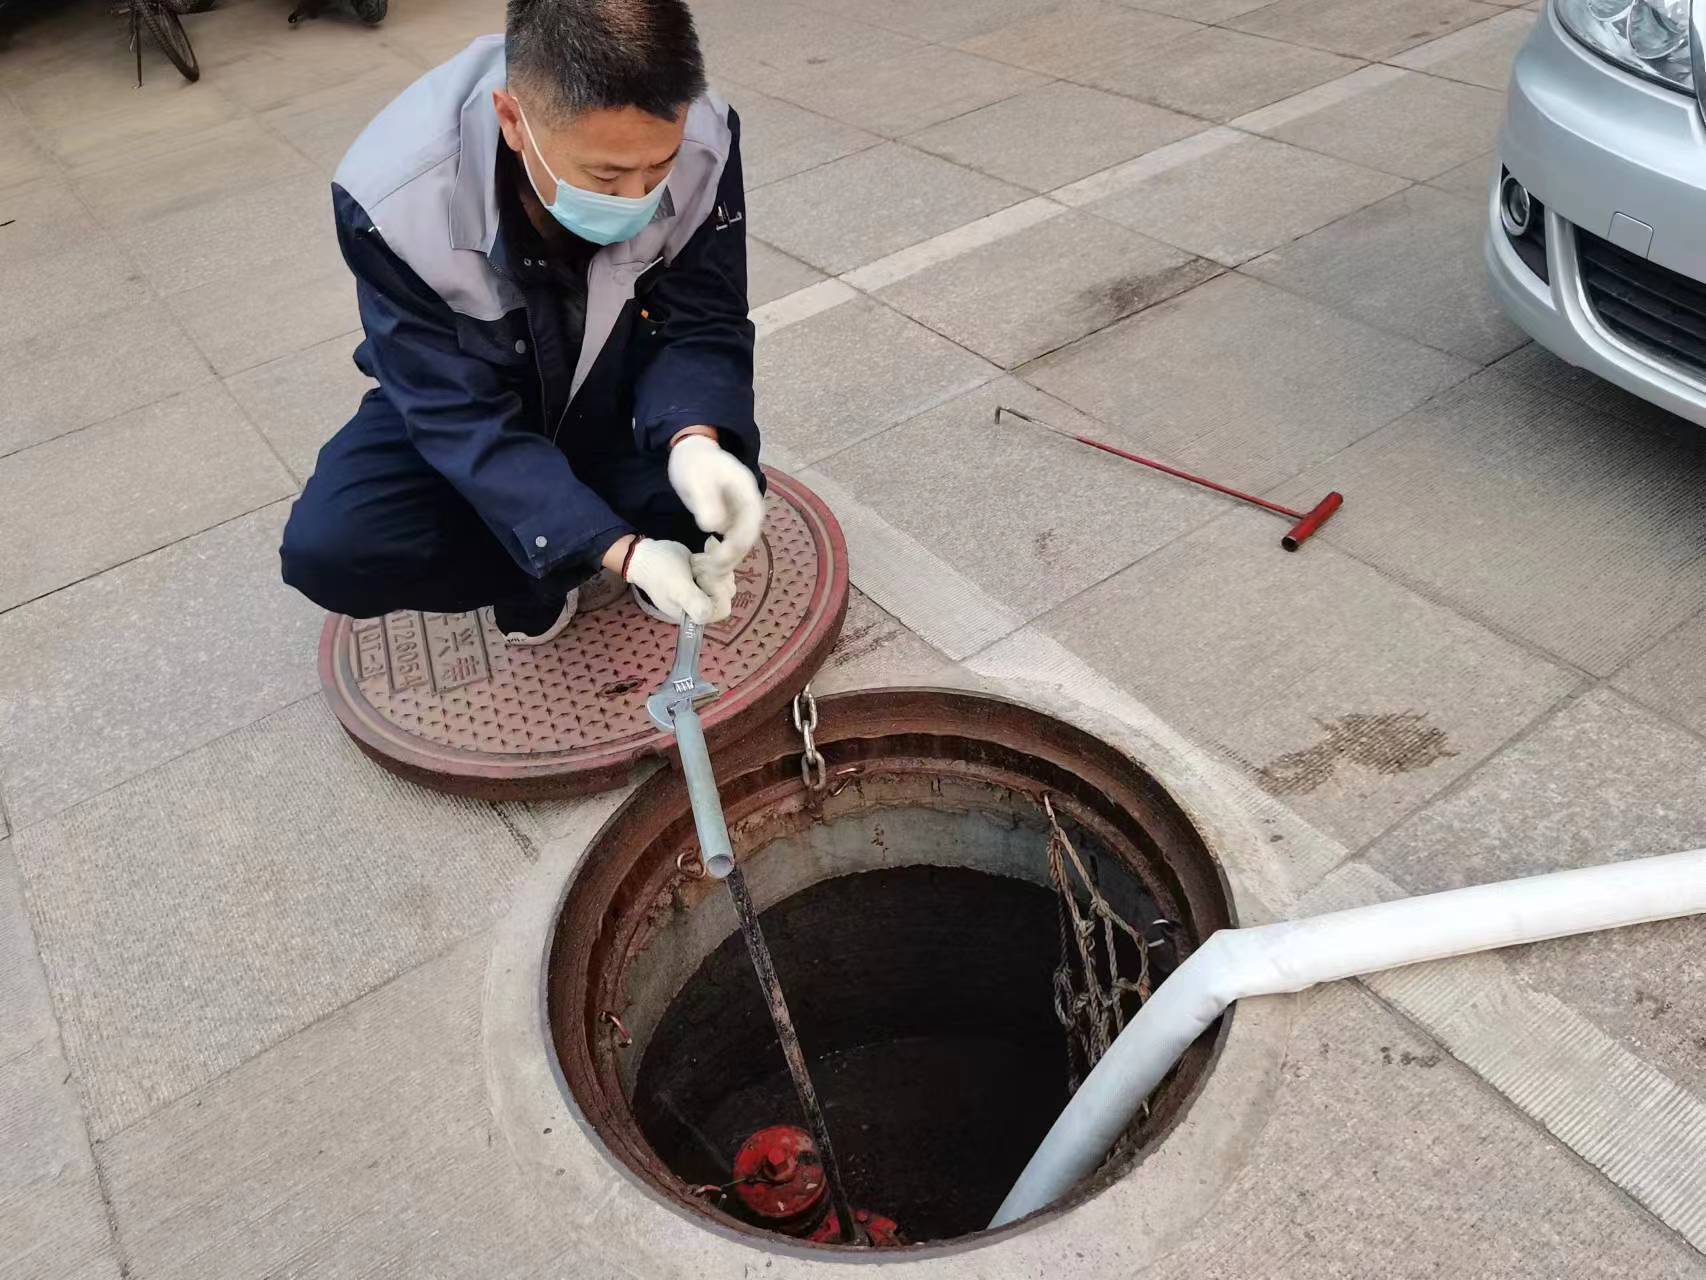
[281,0,762,641]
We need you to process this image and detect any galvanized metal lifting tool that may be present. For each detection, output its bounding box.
[647,619,861,1243]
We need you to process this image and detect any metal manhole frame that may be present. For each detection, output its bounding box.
[548,685,1240,1254]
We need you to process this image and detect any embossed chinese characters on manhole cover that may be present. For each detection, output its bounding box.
[319,470,849,798]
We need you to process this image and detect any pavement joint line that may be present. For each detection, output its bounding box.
[839,195,1067,291]
[1048,126,1245,208]
[1228,62,1411,134]
[0,495,297,627]
[1302,861,1706,1256]
[1387,7,1539,72]
[749,278,857,338]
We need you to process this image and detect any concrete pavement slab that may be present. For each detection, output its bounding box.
[1489,341,1694,434]
[1083,133,1407,266]
[164,250,358,377]
[1612,608,1706,739]
[724,88,880,192]
[1390,8,1538,89]
[1119,0,1276,18]
[116,172,337,297]
[802,0,1063,44]
[1229,0,1506,60]
[875,209,1218,368]
[746,142,1029,274]
[955,1,1203,85]
[1022,272,1475,493]
[0,177,107,268]
[1148,981,1705,1280]
[755,296,1000,464]
[1366,687,1706,1097]
[1028,507,1577,849]
[1050,26,1364,122]
[810,588,955,694]
[906,81,1204,194]
[694,1,921,96]
[0,242,151,350]
[11,697,534,1139]
[0,846,119,1280]
[0,382,294,612]
[69,117,314,227]
[213,25,408,114]
[364,0,507,69]
[12,75,241,178]
[222,331,371,481]
[762,44,1048,139]
[257,60,426,173]
[1427,149,1497,198]
[1244,184,1528,364]
[821,377,1227,621]
[0,1042,120,1280]
[0,503,323,829]
[1273,371,1706,675]
[95,935,586,1280]
[0,301,214,459]
[0,94,54,192]
[0,845,52,1063]
[745,238,825,308]
[1253,66,1504,180]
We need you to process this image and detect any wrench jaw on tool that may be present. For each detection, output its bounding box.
[644,617,721,731]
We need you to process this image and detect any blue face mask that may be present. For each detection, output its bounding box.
[517,104,669,247]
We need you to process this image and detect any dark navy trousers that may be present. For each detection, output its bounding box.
[280,390,705,619]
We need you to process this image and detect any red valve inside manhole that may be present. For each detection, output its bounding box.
[725,1125,904,1247]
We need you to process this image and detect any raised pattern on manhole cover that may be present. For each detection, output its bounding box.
[319,469,848,798]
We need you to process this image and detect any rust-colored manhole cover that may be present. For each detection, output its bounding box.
[319,469,848,799]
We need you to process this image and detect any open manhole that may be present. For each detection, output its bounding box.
[549,688,1234,1251]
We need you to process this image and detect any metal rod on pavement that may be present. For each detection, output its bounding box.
[994,404,1344,551]
[648,617,860,1243]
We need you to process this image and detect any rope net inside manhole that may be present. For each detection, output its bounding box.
[1042,794,1166,1119]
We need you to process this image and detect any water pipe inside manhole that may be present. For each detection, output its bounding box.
[548,686,1234,1251]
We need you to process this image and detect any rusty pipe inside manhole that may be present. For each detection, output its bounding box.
[547,688,1234,1251]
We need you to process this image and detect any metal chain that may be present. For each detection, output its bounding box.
[1042,794,1153,1094]
[791,685,827,792]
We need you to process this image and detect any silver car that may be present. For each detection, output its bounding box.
[1488,0,1706,425]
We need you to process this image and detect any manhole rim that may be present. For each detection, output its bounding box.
[316,468,849,798]
[483,672,1293,1273]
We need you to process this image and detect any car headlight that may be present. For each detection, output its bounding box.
[1555,0,1695,92]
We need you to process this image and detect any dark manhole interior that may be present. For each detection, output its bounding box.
[549,688,1233,1252]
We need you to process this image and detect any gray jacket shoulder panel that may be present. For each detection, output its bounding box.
[334,35,519,322]
[332,35,733,325]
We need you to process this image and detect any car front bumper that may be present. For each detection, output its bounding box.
[1487,2,1706,427]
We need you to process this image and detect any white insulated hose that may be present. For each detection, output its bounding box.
[991,846,1706,1228]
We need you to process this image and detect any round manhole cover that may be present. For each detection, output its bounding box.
[319,469,848,799]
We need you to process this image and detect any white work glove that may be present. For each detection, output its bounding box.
[668,435,764,575]
[692,536,738,620]
[624,537,717,624]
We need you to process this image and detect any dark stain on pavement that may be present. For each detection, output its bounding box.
[1380,1045,1441,1068]
[1257,711,1458,795]
[1634,989,1673,1020]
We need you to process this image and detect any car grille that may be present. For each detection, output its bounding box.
[1578,229,1706,379]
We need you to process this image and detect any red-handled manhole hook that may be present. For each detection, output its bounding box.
[995,405,1343,551]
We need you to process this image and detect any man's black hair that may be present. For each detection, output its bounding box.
[506,0,706,121]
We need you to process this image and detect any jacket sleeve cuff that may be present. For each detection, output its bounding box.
[514,517,636,579]
[641,407,760,469]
